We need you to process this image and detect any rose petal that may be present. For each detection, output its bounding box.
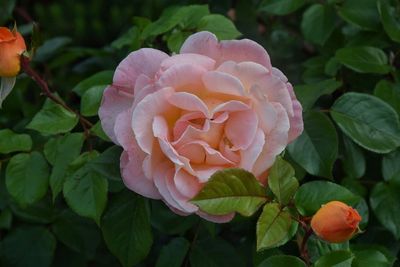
[113,48,168,93]
[180,31,220,61]
[287,83,304,143]
[225,109,258,150]
[174,169,202,199]
[239,129,265,171]
[132,87,177,154]
[202,71,245,96]
[168,92,210,117]
[120,151,161,199]
[99,85,133,144]
[196,210,235,223]
[161,53,216,71]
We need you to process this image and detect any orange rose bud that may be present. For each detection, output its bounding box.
[0,27,26,77]
[311,201,361,243]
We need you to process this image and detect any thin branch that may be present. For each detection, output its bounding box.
[20,56,93,135]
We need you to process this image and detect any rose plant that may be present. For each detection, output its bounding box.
[1,1,400,267]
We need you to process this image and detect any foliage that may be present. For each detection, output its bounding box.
[1,0,400,266]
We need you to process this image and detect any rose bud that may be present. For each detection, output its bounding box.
[311,201,361,243]
[0,26,26,77]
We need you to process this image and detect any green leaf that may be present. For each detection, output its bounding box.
[382,148,400,182]
[314,250,354,267]
[80,85,106,116]
[268,157,299,205]
[337,0,380,30]
[63,154,108,224]
[374,80,400,116]
[331,92,400,153]
[301,4,336,46]
[87,146,122,182]
[34,37,72,62]
[44,133,84,200]
[6,152,49,207]
[370,182,400,239]
[9,197,57,224]
[52,209,101,259]
[288,111,338,178]
[111,26,141,50]
[102,191,153,267]
[258,255,306,267]
[295,181,360,216]
[335,47,391,74]
[155,237,190,267]
[0,129,32,154]
[294,79,342,111]
[191,168,267,216]
[0,226,56,267]
[167,31,189,53]
[258,0,306,15]
[90,121,110,141]
[352,248,391,267]
[73,70,113,96]
[307,236,350,263]
[190,238,245,267]
[197,14,241,40]
[377,0,400,43]
[256,203,294,250]
[27,100,79,135]
[341,135,366,179]
[141,5,209,39]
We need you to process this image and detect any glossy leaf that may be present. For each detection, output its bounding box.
[335,47,391,74]
[0,129,32,154]
[155,237,190,267]
[6,152,49,207]
[370,182,400,239]
[295,181,360,216]
[331,92,400,153]
[377,0,400,43]
[374,80,400,116]
[102,192,153,267]
[63,154,108,224]
[288,111,338,178]
[44,133,84,200]
[268,157,299,205]
[257,203,293,250]
[301,4,336,46]
[294,79,342,111]
[337,0,380,30]
[191,168,267,216]
[80,85,106,116]
[27,100,79,135]
[341,135,366,179]
[73,70,113,96]
[382,148,400,182]
[314,250,354,267]
[197,14,241,40]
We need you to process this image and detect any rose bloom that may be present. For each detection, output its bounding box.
[0,27,26,77]
[99,31,303,222]
[311,201,362,243]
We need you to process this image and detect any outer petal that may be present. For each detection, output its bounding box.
[252,103,290,177]
[99,86,133,144]
[287,83,304,143]
[180,31,220,61]
[196,210,235,223]
[113,48,169,93]
[160,53,216,71]
[120,151,161,199]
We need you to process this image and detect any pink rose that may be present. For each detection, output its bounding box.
[99,31,303,222]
